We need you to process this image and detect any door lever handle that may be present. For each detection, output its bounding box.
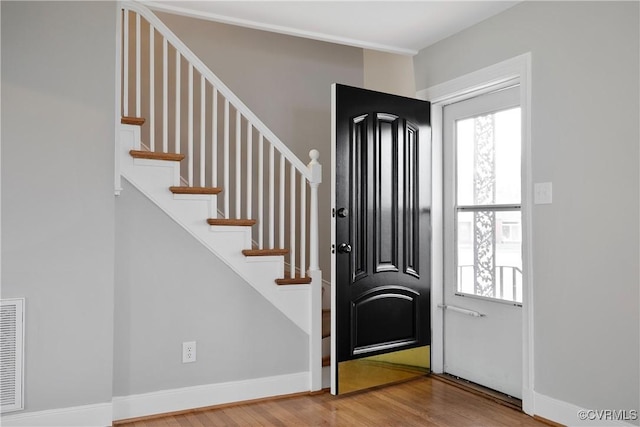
[337,243,352,254]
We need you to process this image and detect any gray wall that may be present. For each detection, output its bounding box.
[114,181,308,396]
[414,0,639,416]
[1,1,116,413]
[156,11,364,280]
[363,49,415,97]
[1,2,362,412]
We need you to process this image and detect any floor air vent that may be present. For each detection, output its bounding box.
[1,299,24,413]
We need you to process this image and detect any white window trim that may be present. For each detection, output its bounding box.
[417,52,534,414]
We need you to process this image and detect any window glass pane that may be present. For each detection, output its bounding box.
[456,108,521,206]
[457,210,522,303]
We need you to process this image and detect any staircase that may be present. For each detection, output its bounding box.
[117,2,325,391]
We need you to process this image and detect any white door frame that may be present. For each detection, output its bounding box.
[416,53,534,414]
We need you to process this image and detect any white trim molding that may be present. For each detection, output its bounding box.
[141,1,418,56]
[329,83,337,395]
[0,402,112,427]
[417,52,534,415]
[112,372,309,422]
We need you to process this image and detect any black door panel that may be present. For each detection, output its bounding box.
[352,286,420,355]
[334,84,431,392]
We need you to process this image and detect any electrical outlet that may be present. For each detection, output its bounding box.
[182,341,196,363]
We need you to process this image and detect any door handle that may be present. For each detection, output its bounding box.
[437,304,486,317]
[337,208,349,218]
[337,243,352,254]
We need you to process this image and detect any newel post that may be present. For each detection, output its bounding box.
[308,149,322,272]
[307,149,323,391]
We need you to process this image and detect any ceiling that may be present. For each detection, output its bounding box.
[144,1,521,55]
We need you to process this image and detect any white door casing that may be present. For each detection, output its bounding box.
[416,53,534,414]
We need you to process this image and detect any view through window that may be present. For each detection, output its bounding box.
[455,107,522,303]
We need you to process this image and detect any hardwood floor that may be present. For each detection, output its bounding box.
[114,376,553,427]
[431,373,522,412]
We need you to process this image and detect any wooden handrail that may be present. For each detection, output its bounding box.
[121,1,317,183]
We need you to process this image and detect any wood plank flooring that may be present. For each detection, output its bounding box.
[431,373,522,412]
[114,376,552,427]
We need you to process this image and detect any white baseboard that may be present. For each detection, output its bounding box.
[113,371,309,421]
[521,387,535,415]
[535,392,637,427]
[1,402,112,427]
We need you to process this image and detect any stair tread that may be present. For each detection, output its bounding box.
[322,355,330,367]
[207,218,256,226]
[242,248,289,256]
[275,277,312,285]
[130,150,185,162]
[121,116,145,126]
[170,186,222,195]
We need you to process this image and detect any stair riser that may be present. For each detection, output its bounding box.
[168,196,217,225]
[123,163,217,230]
[173,194,218,220]
[322,366,330,389]
[322,283,331,309]
[322,336,330,357]
[205,228,253,258]
[120,126,312,333]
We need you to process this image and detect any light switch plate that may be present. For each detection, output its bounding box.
[534,182,553,204]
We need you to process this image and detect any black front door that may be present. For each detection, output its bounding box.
[332,84,431,394]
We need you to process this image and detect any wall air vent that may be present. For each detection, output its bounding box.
[1,299,24,413]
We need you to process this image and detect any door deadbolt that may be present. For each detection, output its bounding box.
[337,243,352,254]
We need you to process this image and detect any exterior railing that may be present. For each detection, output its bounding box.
[457,265,523,302]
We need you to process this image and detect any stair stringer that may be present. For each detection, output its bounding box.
[119,124,311,334]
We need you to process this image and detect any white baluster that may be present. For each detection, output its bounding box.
[135,13,140,118]
[269,144,275,249]
[258,134,264,249]
[308,149,322,272]
[200,74,205,187]
[235,110,241,219]
[175,52,180,154]
[224,99,230,217]
[290,164,296,278]
[162,37,168,153]
[187,63,193,186]
[149,23,155,151]
[300,173,307,278]
[123,10,129,117]
[279,153,285,249]
[246,122,252,220]
[212,87,218,187]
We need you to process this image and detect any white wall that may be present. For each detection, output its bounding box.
[414,0,639,421]
[1,0,116,414]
